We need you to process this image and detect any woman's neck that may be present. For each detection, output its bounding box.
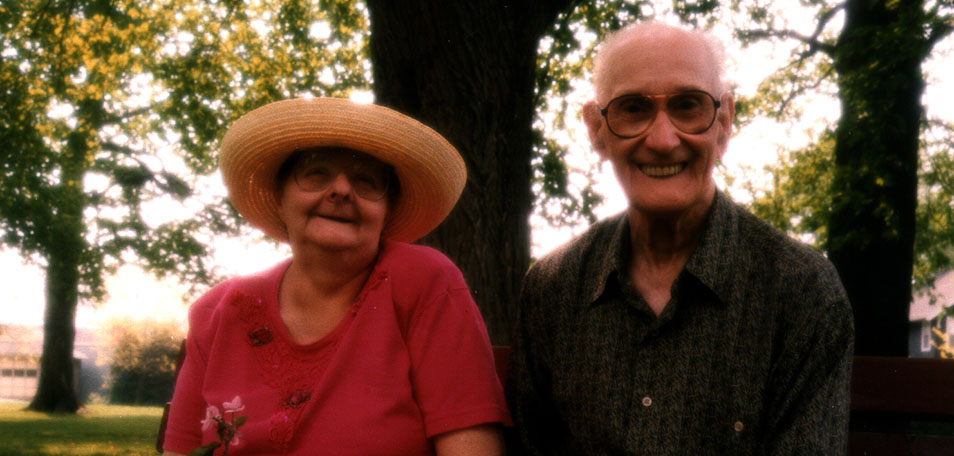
[277,244,379,344]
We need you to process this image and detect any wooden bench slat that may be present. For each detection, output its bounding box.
[851,356,954,417]
[849,432,954,456]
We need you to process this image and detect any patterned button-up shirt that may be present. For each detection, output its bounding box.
[507,191,853,455]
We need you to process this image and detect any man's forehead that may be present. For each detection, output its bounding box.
[598,31,719,99]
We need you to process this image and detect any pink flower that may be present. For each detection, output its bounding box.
[223,395,245,413]
[228,430,243,447]
[194,396,247,454]
[201,405,221,431]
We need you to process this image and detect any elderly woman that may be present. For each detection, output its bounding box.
[162,98,510,455]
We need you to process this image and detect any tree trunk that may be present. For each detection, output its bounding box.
[28,131,87,413]
[828,0,928,356]
[366,0,573,344]
[29,252,81,413]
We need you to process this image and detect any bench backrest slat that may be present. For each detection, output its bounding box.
[851,356,954,417]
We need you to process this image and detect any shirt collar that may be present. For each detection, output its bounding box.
[684,190,739,306]
[583,212,632,306]
[583,189,739,307]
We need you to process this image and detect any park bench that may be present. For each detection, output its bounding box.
[156,345,954,454]
[848,356,954,455]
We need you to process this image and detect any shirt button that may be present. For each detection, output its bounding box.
[641,396,652,407]
[733,421,744,432]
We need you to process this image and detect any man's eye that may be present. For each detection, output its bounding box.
[615,97,654,114]
[670,95,704,112]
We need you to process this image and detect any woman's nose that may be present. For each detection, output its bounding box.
[326,172,354,200]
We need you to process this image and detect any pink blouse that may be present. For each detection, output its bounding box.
[163,240,511,455]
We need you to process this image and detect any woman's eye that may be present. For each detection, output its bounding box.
[303,165,334,178]
[352,171,384,189]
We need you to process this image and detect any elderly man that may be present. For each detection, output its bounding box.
[507,23,853,454]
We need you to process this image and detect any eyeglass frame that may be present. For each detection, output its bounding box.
[598,90,723,138]
[283,148,395,202]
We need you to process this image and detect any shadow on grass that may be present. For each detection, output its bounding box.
[0,402,163,456]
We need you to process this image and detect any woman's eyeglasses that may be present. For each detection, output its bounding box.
[292,150,392,201]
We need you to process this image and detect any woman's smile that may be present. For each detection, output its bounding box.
[313,208,358,224]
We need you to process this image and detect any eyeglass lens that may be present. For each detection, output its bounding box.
[604,91,718,137]
[293,150,391,201]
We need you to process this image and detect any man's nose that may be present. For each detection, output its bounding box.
[641,108,681,152]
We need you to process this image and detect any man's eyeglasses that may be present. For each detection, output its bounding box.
[292,149,392,201]
[599,90,722,138]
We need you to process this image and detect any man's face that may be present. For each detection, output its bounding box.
[584,29,734,219]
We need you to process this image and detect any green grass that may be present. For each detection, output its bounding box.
[0,402,163,456]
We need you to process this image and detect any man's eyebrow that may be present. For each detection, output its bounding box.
[617,86,708,97]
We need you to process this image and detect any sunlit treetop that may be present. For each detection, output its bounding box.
[0,0,371,300]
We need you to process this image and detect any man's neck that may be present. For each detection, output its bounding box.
[625,190,715,315]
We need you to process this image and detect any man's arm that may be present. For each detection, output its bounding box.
[505,267,568,456]
[762,291,854,454]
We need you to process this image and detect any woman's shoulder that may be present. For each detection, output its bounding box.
[188,259,291,325]
[378,241,460,274]
[377,240,469,296]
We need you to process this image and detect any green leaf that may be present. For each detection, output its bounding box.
[188,441,221,456]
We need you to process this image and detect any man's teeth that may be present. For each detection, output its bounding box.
[641,164,685,177]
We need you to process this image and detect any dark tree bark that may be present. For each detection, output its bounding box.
[828,0,931,356]
[29,147,85,413]
[366,1,575,344]
[29,257,81,413]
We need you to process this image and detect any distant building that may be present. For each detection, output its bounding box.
[0,325,42,400]
[0,325,108,402]
[909,269,954,357]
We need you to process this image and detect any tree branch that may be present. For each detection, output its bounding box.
[738,4,844,57]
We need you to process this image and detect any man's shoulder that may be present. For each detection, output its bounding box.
[531,213,625,277]
[723,201,847,308]
[732,204,837,277]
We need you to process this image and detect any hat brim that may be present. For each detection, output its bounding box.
[219,98,466,243]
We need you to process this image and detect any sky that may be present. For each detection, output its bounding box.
[2,6,953,330]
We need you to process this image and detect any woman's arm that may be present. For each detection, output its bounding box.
[433,424,504,456]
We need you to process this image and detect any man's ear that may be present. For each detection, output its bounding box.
[715,92,735,159]
[582,100,608,158]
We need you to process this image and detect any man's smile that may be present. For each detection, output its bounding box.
[639,163,686,178]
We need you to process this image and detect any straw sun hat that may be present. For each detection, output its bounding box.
[219,98,466,243]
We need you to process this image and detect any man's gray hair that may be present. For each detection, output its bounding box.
[591,22,728,100]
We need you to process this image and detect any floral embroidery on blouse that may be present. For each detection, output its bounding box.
[227,271,387,453]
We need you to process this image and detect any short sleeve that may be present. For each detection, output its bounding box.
[162,298,217,453]
[396,257,512,437]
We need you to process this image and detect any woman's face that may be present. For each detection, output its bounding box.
[277,148,391,256]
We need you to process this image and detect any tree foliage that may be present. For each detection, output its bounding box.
[748,130,835,249]
[916,120,954,287]
[104,318,183,405]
